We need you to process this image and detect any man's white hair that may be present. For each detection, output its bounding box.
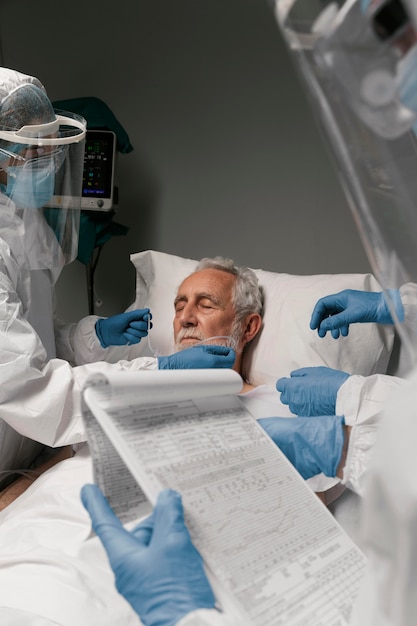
[195,256,264,333]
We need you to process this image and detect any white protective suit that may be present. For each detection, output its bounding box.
[335,282,417,497]
[350,366,417,626]
[0,195,158,476]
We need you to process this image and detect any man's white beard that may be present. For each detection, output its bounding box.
[174,327,241,353]
[175,328,206,351]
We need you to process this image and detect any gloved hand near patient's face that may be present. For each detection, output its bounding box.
[310,289,404,338]
[81,485,216,626]
[258,415,345,480]
[95,309,152,348]
[158,345,235,370]
[276,367,349,416]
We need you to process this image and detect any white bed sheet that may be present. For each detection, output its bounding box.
[0,444,142,626]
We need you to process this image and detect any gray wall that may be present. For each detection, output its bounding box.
[0,0,371,322]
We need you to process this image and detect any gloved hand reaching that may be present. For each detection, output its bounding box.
[81,485,216,626]
[310,289,404,338]
[276,366,350,416]
[158,345,235,370]
[258,415,345,480]
[95,309,151,348]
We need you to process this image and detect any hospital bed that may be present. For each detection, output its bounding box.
[0,250,397,626]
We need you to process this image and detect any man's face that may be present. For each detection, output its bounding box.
[173,268,239,351]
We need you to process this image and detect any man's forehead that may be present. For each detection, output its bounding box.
[176,268,236,297]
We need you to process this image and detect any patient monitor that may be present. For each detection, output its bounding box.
[46,129,117,212]
[81,130,116,211]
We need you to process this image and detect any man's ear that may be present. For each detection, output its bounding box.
[242,313,262,346]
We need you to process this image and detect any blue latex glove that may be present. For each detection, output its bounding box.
[310,289,404,338]
[276,366,350,416]
[81,485,216,626]
[95,309,151,348]
[158,345,235,370]
[258,415,345,480]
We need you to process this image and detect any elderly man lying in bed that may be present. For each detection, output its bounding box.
[0,255,343,511]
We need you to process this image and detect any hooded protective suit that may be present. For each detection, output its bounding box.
[0,68,158,482]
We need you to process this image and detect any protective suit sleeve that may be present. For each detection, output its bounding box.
[399,281,417,328]
[0,278,157,449]
[349,368,417,626]
[2,353,158,449]
[54,315,146,365]
[0,608,60,625]
[395,282,417,376]
[336,374,404,495]
[178,609,237,626]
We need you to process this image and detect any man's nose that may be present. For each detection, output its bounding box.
[179,302,198,326]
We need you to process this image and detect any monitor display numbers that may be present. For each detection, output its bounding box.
[83,139,112,197]
[81,130,116,210]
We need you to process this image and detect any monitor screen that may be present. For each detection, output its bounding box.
[82,130,116,210]
[45,129,116,212]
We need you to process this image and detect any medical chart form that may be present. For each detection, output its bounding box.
[83,371,367,626]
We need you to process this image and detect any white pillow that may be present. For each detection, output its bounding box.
[129,249,394,385]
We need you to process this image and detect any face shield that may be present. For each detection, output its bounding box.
[272,0,417,371]
[0,110,86,269]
